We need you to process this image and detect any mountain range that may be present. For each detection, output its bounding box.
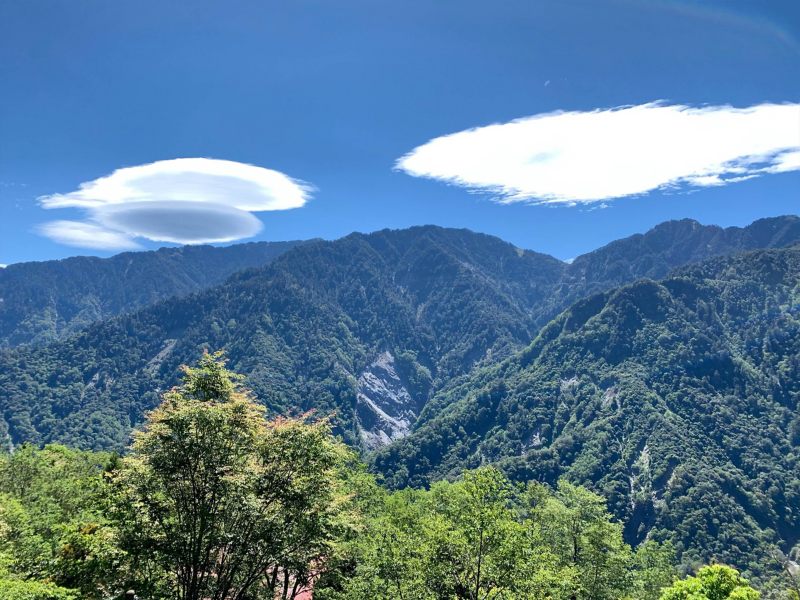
[1,216,796,448]
[372,244,800,575]
[1,214,799,579]
[0,239,312,348]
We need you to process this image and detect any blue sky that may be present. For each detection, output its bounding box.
[1,0,799,266]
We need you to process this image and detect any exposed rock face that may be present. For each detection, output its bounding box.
[560,376,578,392]
[522,426,542,451]
[602,385,619,408]
[356,350,419,451]
[144,339,177,376]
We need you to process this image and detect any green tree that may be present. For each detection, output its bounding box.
[0,444,116,598]
[0,579,78,600]
[632,540,678,600]
[111,352,354,600]
[321,467,576,600]
[532,480,634,600]
[423,468,525,599]
[660,565,760,600]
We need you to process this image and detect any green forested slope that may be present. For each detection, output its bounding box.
[372,245,800,580]
[1,218,799,453]
[0,239,310,348]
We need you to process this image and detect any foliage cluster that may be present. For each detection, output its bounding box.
[0,443,117,599]
[316,469,678,600]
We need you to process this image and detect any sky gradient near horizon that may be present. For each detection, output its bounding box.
[1,0,799,266]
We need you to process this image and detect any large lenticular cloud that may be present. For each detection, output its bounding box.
[36,158,313,250]
[395,102,800,205]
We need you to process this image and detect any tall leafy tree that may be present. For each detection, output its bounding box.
[632,540,679,600]
[423,468,563,600]
[110,352,354,600]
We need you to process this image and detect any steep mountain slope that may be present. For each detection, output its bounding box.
[0,239,310,348]
[372,245,800,581]
[1,217,798,455]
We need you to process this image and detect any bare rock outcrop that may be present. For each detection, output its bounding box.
[356,350,420,451]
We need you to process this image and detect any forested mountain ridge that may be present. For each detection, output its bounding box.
[1,217,799,454]
[531,214,800,327]
[2,215,796,352]
[0,226,563,451]
[0,239,312,348]
[372,244,800,580]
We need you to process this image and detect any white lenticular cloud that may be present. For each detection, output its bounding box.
[37,158,312,250]
[39,158,312,211]
[36,221,143,251]
[93,201,263,245]
[395,102,800,204]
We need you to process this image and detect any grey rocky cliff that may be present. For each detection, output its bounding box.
[356,350,420,451]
